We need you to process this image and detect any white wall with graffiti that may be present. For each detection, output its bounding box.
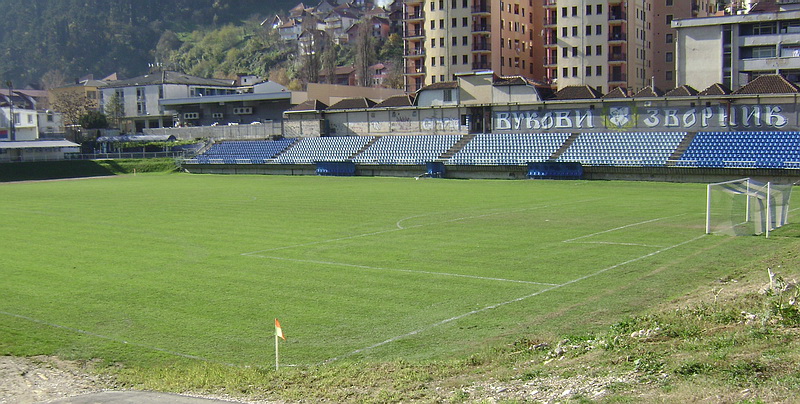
[324,107,469,136]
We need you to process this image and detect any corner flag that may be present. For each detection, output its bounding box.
[275,318,286,341]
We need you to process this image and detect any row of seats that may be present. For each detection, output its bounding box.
[190,131,800,169]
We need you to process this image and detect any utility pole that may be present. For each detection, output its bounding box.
[5,80,14,141]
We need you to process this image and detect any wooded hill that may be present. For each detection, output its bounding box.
[0,0,296,88]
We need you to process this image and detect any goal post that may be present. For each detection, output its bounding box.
[706,178,793,237]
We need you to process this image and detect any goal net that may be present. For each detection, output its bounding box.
[706,178,793,237]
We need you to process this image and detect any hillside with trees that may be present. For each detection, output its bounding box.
[0,0,295,88]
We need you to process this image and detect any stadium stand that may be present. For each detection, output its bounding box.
[447,133,571,165]
[275,136,375,164]
[557,132,686,166]
[351,135,461,165]
[676,131,800,169]
[193,139,297,164]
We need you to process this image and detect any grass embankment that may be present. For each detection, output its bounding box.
[0,158,178,182]
[110,229,800,403]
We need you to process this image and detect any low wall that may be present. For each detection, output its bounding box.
[182,161,800,184]
[145,123,282,140]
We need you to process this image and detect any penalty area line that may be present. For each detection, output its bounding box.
[322,234,706,364]
[0,310,236,367]
[248,254,559,286]
[562,214,690,244]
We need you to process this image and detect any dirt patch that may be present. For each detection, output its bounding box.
[0,356,112,404]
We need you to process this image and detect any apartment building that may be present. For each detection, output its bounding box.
[543,0,652,94]
[674,6,800,91]
[403,0,544,92]
[651,0,714,90]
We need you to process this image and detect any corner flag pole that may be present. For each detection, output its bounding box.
[274,318,286,371]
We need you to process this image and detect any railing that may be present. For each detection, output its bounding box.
[472,43,491,51]
[543,56,558,65]
[472,24,489,33]
[403,29,425,38]
[66,151,187,160]
[609,73,628,82]
[404,12,423,19]
[404,48,426,57]
[406,66,426,74]
[543,17,557,26]
[472,5,491,13]
[608,52,627,61]
[472,61,491,70]
[609,33,627,41]
[609,12,627,21]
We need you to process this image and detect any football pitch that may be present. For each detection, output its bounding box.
[0,174,790,369]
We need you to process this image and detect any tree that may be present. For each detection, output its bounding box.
[79,110,108,129]
[104,91,125,129]
[50,90,95,127]
[378,33,404,89]
[353,21,377,87]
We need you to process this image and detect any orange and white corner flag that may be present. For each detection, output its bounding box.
[275,318,286,341]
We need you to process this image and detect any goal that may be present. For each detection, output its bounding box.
[706,178,793,237]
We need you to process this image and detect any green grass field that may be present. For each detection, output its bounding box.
[0,174,795,374]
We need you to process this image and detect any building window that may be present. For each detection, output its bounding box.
[747,45,777,58]
[439,37,444,46]
[666,0,673,5]
[586,4,592,15]
[596,65,602,76]
[572,6,578,16]
[572,26,578,36]
[463,0,467,7]
[439,19,444,29]
[586,66,592,76]
[596,25,602,35]
[462,36,468,45]
[596,45,602,55]
[444,89,453,102]
[463,54,468,64]
[562,67,568,77]
[430,20,435,29]
[562,7,567,17]
[666,14,673,25]
[562,26,568,36]
[572,46,578,56]
[431,57,436,66]
[452,18,457,27]
[452,54,458,64]
[666,52,674,62]
[462,17,468,27]
[562,47,568,57]
[431,38,436,47]
[596,4,602,13]
[585,45,592,56]
[586,25,592,35]
[452,0,457,7]
[572,66,578,76]
[440,74,445,81]
[452,36,457,46]
[666,33,673,43]
[666,71,673,81]
[431,1,435,11]
[440,56,445,65]
[431,76,436,83]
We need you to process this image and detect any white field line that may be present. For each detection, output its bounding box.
[322,234,706,364]
[248,255,559,286]
[569,241,665,248]
[561,214,689,246]
[0,310,234,366]
[242,199,604,256]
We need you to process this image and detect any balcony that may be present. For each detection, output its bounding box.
[405,66,426,75]
[472,24,489,33]
[543,56,557,66]
[543,16,557,26]
[472,5,491,13]
[609,12,627,21]
[404,48,426,57]
[472,61,491,70]
[472,43,491,51]
[609,32,627,42]
[404,12,424,20]
[405,0,424,4]
[608,52,627,61]
[609,73,627,83]
[403,28,425,38]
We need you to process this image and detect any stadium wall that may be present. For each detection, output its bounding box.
[181,162,800,183]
